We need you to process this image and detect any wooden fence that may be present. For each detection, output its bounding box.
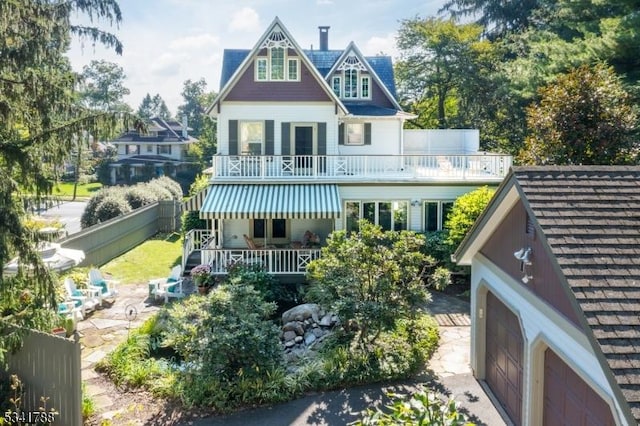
[60,200,181,267]
[4,327,81,426]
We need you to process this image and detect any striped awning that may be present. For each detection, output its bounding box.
[199,184,341,219]
[182,187,210,211]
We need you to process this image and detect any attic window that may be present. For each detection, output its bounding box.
[255,29,299,82]
[335,53,369,99]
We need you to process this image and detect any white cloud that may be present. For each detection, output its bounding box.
[150,53,187,77]
[168,34,220,51]
[229,7,260,32]
[364,33,398,58]
[316,0,334,4]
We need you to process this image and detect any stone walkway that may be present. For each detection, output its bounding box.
[78,284,161,419]
[77,284,505,425]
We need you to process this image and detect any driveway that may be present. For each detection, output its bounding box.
[38,200,86,235]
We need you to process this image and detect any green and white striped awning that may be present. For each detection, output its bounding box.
[182,187,210,211]
[199,184,341,219]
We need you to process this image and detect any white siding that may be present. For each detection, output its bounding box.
[218,103,338,155]
[337,184,480,232]
[338,119,402,156]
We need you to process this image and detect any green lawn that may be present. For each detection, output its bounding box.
[98,233,183,284]
[53,182,103,199]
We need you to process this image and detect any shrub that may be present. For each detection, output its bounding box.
[427,266,452,291]
[144,180,173,202]
[180,211,206,236]
[125,185,159,209]
[81,186,126,228]
[162,283,282,384]
[94,194,132,224]
[154,176,183,199]
[356,388,469,425]
[445,186,495,249]
[306,220,430,348]
[225,262,295,307]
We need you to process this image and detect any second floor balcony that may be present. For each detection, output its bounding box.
[209,154,512,183]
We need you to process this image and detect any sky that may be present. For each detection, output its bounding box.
[66,0,446,115]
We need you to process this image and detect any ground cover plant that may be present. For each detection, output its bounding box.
[97,226,440,414]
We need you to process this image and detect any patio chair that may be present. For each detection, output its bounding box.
[63,277,100,318]
[57,300,84,322]
[149,265,185,303]
[87,268,119,306]
[243,234,276,249]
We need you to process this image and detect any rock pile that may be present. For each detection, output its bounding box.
[281,303,339,362]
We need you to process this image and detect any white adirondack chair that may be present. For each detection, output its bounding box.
[149,265,185,303]
[87,268,119,306]
[63,277,100,318]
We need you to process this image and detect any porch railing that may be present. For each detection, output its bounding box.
[201,248,321,275]
[210,154,512,181]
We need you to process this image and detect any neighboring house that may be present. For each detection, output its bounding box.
[182,17,512,275]
[453,166,640,425]
[108,117,197,184]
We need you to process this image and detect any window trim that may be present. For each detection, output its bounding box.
[157,145,171,155]
[287,58,299,81]
[270,47,285,80]
[256,58,268,81]
[239,121,264,155]
[345,200,409,231]
[125,144,139,155]
[360,76,370,99]
[345,123,364,146]
[332,76,341,97]
[250,218,290,244]
[423,200,455,232]
[344,69,358,98]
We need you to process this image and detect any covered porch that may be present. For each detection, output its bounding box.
[182,183,340,275]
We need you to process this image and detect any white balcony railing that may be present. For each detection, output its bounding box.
[210,154,511,181]
[201,248,321,275]
[183,230,322,274]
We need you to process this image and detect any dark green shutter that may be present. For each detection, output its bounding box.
[281,123,290,155]
[265,120,274,155]
[364,123,371,145]
[317,122,326,155]
[229,120,238,155]
[338,123,344,145]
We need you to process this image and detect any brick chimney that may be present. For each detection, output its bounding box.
[319,26,330,51]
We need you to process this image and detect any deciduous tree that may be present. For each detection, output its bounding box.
[518,63,639,165]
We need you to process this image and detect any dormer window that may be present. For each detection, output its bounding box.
[335,53,371,99]
[255,29,299,82]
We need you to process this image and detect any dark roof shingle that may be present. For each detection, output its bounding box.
[514,165,640,422]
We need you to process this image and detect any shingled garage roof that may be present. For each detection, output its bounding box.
[515,166,640,422]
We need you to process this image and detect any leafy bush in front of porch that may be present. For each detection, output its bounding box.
[305,220,432,349]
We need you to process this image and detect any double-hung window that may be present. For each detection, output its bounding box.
[256,58,268,80]
[240,121,264,155]
[332,76,341,97]
[361,76,370,99]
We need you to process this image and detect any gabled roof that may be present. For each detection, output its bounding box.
[208,17,347,116]
[111,117,197,144]
[324,41,401,111]
[218,49,398,101]
[211,18,403,117]
[455,166,640,425]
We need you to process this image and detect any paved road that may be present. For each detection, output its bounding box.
[38,201,86,235]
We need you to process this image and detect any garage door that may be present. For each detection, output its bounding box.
[486,291,523,424]
[544,349,615,425]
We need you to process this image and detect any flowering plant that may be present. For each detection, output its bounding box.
[191,264,213,287]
